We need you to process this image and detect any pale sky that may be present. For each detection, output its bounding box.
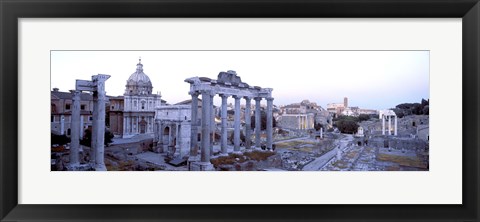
[50,50,429,110]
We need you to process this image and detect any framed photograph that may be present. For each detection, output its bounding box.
[1,0,479,221]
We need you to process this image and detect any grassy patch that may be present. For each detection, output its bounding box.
[332,160,349,169]
[244,151,275,161]
[210,153,247,167]
[377,153,427,169]
[210,151,275,167]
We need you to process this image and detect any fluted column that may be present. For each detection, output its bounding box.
[266,97,274,150]
[233,95,241,152]
[189,92,199,156]
[254,97,262,148]
[220,94,228,154]
[244,97,252,149]
[69,90,81,167]
[201,90,211,162]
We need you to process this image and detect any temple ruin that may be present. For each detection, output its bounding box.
[184,70,274,171]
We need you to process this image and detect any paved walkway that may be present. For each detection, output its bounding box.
[111,134,154,145]
[135,151,187,171]
[273,136,311,144]
[302,134,354,171]
[302,147,339,171]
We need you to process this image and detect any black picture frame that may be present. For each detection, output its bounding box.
[1,0,479,221]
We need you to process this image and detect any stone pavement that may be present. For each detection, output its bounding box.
[135,151,187,171]
[111,134,154,145]
[302,147,339,171]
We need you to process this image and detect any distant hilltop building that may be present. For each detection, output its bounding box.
[327,97,377,117]
[327,97,349,116]
[278,100,331,130]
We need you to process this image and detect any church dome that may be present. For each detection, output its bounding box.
[125,58,153,95]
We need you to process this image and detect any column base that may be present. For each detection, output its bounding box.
[66,163,94,171]
[95,163,107,171]
[189,161,215,171]
[187,155,200,170]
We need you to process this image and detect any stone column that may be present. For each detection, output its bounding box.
[297,116,300,129]
[69,90,81,167]
[388,115,392,135]
[60,115,65,135]
[201,90,211,162]
[93,74,110,171]
[123,116,127,137]
[190,92,199,156]
[382,115,385,135]
[210,93,215,154]
[169,124,173,147]
[233,95,241,152]
[90,92,98,164]
[175,123,180,155]
[157,121,164,153]
[266,97,274,150]
[220,94,228,154]
[80,115,84,138]
[254,97,262,148]
[244,97,252,149]
[136,117,139,134]
[394,116,398,136]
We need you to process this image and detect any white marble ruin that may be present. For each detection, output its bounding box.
[379,109,397,136]
[69,74,110,171]
[154,105,191,158]
[185,70,274,171]
[356,126,364,137]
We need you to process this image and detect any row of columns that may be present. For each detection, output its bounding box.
[189,90,274,163]
[123,116,154,134]
[382,115,398,136]
[297,115,310,130]
[57,114,84,138]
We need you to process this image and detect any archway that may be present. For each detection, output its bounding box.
[139,118,147,134]
[163,126,170,146]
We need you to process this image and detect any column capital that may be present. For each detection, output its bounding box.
[92,74,111,82]
[69,90,81,97]
[200,89,214,96]
[266,97,274,102]
[243,96,252,100]
[219,94,230,99]
[254,97,262,101]
[189,91,199,96]
[233,95,242,100]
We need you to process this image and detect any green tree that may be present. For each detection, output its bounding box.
[314,122,323,131]
[357,114,370,122]
[80,129,114,147]
[336,120,359,134]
